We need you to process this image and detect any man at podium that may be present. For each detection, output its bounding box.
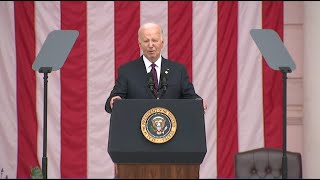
[105,22,207,113]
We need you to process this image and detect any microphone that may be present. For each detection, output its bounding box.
[159,69,169,98]
[161,72,168,91]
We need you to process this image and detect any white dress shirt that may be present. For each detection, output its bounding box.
[143,55,162,85]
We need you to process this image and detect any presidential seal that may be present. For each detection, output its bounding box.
[141,107,177,144]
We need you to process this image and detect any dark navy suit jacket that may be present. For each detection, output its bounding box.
[105,56,201,113]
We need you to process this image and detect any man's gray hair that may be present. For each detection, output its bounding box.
[138,22,164,42]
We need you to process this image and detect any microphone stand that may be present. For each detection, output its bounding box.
[39,67,52,179]
[279,67,291,179]
[159,77,167,99]
[148,72,168,99]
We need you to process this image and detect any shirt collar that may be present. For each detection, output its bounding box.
[143,55,162,70]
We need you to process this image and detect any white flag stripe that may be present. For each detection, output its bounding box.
[0,2,17,178]
[192,1,218,178]
[87,1,115,178]
[237,2,264,152]
[35,1,62,178]
[140,1,168,59]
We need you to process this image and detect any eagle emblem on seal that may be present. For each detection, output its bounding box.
[151,116,168,135]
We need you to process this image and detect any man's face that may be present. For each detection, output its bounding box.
[138,26,164,63]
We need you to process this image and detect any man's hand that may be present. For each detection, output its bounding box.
[110,96,122,109]
[203,101,208,113]
[196,98,208,113]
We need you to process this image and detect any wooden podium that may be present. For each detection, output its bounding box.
[108,99,207,179]
[116,164,199,179]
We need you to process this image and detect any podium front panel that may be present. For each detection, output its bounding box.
[108,99,207,164]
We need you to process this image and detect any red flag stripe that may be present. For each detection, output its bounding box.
[262,1,283,149]
[60,2,87,178]
[14,2,39,178]
[217,1,239,178]
[114,1,140,78]
[168,2,193,80]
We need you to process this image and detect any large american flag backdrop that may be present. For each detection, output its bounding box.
[0,1,283,179]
